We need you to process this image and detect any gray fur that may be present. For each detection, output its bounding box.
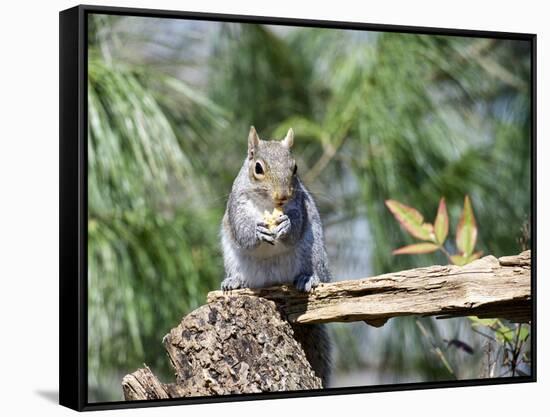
[220,128,332,386]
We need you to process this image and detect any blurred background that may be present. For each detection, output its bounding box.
[87,14,532,402]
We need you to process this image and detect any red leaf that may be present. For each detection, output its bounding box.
[385,200,435,241]
[393,243,440,255]
[456,195,478,257]
[434,197,449,245]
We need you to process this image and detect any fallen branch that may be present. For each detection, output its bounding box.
[208,251,531,326]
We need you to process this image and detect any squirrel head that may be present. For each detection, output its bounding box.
[246,126,298,207]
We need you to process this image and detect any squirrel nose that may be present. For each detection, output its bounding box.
[273,191,289,205]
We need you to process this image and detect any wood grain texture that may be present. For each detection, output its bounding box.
[208,251,532,325]
[122,366,170,401]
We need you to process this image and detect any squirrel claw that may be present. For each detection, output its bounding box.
[256,224,275,245]
[273,215,291,239]
[221,275,243,291]
[294,273,320,292]
[274,214,288,225]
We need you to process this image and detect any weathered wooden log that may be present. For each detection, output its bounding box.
[208,251,532,326]
[122,251,531,400]
[122,366,171,401]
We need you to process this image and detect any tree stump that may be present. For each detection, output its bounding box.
[122,296,321,400]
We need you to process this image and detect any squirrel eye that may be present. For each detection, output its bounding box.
[293,164,298,175]
[254,161,265,178]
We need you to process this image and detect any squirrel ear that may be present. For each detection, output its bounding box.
[248,126,260,159]
[281,128,294,148]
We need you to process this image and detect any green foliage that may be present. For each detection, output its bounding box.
[208,24,312,135]
[300,34,530,274]
[87,19,229,399]
[469,318,530,376]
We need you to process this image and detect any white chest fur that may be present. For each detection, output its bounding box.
[239,249,300,288]
[224,199,302,288]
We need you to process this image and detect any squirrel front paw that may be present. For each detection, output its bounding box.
[221,275,244,291]
[294,273,320,292]
[273,215,291,240]
[256,222,275,245]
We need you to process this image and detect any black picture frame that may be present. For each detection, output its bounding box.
[59,4,537,411]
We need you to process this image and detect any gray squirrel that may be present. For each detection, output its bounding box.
[220,126,332,386]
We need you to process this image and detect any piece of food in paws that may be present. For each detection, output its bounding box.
[263,207,284,231]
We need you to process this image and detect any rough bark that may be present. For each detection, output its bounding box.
[122,251,531,400]
[122,296,321,400]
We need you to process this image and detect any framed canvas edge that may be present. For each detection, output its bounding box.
[78,3,536,39]
[59,5,87,411]
[59,3,537,412]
